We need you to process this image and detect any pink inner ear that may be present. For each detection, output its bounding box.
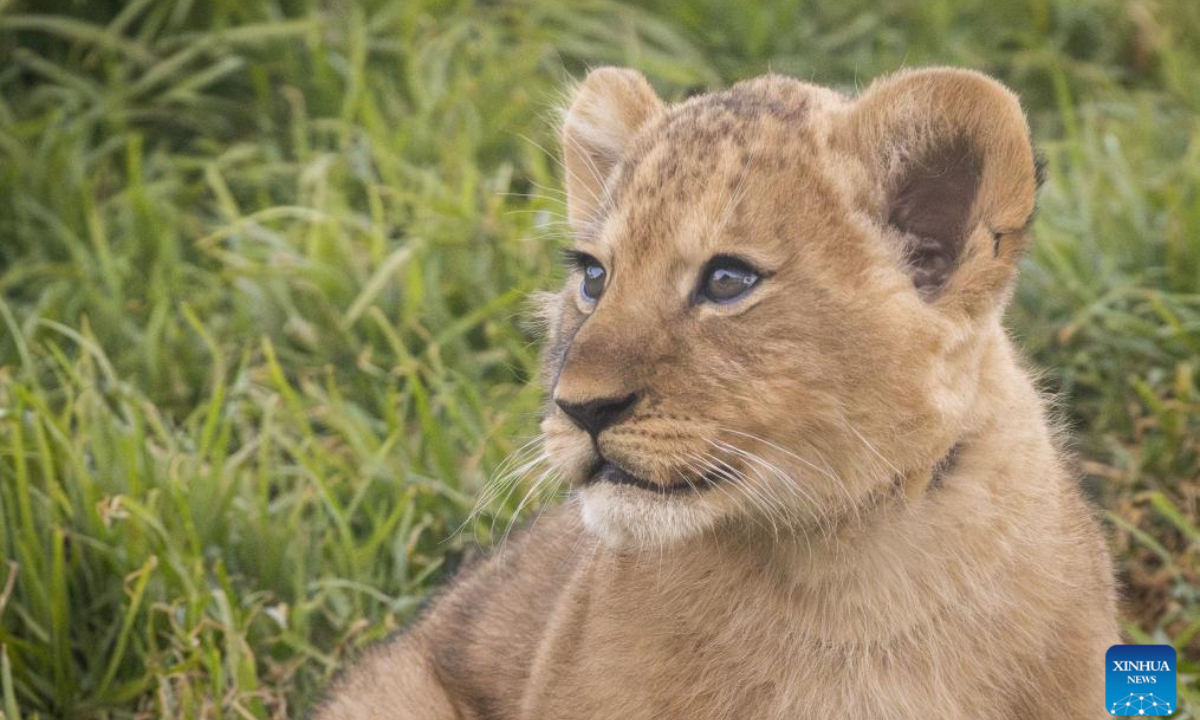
[886,135,983,298]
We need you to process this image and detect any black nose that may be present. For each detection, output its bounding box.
[555,392,639,437]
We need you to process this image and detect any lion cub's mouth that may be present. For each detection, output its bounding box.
[587,459,718,495]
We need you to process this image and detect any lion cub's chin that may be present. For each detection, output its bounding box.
[577,483,724,548]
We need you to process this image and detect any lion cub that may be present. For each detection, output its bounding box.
[315,67,1119,719]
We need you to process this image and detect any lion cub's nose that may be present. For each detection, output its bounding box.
[555,392,639,438]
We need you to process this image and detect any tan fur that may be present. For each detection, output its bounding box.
[315,67,1119,720]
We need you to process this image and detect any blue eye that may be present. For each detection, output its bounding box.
[581,261,606,302]
[701,258,760,303]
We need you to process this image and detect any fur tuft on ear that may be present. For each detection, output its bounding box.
[837,68,1039,314]
[561,67,662,234]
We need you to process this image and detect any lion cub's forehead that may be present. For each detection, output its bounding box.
[598,77,844,260]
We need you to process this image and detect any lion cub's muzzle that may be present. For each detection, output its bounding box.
[554,391,721,494]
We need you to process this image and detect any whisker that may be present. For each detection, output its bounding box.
[719,428,862,528]
[711,437,836,540]
[688,447,782,541]
[471,438,545,511]
[500,464,562,548]
[833,407,902,480]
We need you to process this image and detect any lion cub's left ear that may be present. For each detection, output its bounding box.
[561,67,663,234]
[835,68,1040,317]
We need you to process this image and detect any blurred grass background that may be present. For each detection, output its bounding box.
[0,0,1196,717]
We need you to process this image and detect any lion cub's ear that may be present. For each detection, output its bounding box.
[837,68,1039,315]
[561,67,663,233]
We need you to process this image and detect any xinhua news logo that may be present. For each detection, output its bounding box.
[1107,644,1177,716]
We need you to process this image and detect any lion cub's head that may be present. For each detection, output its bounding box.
[539,67,1039,548]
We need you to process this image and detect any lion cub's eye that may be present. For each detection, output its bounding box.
[700,256,761,304]
[563,249,607,304]
[580,260,607,303]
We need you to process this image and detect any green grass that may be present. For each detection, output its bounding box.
[0,0,1196,717]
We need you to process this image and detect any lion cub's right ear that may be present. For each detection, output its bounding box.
[561,67,663,234]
